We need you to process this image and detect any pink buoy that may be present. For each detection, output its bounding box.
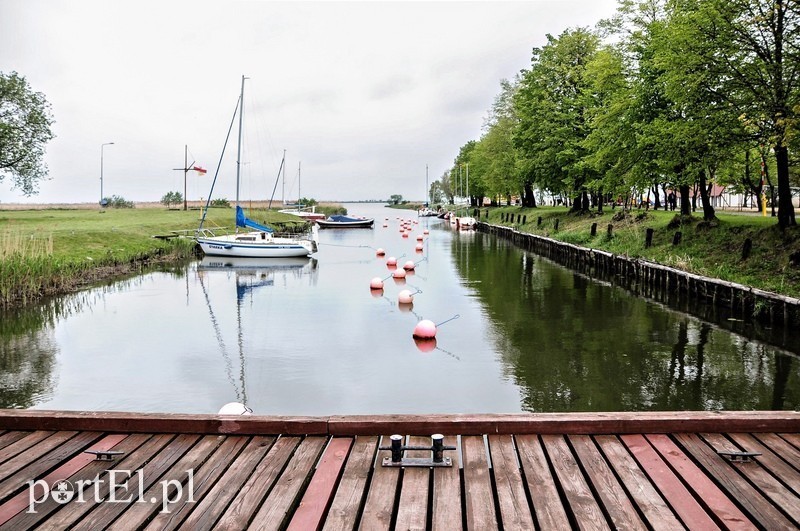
[416,234,423,241]
[369,277,384,290]
[382,223,388,228]
[423,229,429,235]
[403,260,415,270]
[413,319,437,339]
[392,267,406,279]
[415,243,424,252]
[386,256,398,266]
[376,248,386,256]
[402,232,409,238]
[398,289,414,304]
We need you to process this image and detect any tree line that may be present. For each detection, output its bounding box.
[438,0,799,229]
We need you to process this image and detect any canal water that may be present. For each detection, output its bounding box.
[1,203,798,415]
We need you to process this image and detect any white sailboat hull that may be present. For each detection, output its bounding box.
[196,232,316,258]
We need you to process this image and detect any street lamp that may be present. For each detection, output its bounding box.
[100,142,114,206]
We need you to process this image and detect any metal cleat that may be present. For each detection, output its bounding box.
[380,434,456,468]
[717,451,761,463]
[84,450,125,461]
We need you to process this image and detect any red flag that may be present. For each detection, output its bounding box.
[192,166,207,175]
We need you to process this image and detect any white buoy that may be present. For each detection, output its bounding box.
[218,402,253,415]
[398,289,414,304]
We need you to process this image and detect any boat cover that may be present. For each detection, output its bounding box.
[236,206,273,233]
[327,215,368,222]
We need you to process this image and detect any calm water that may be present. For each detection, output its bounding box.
[1,203,798,415]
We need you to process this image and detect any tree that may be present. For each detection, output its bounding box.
[673,0,799,228]
[161,191,184,209]
[0,72,55,195]
[388,194,403,205]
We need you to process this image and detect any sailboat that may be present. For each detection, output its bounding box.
[278,161,326,222]
[195,76,319,258]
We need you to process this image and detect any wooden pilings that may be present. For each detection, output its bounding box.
[477,221,800,329]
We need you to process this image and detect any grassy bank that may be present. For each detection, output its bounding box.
[477,205,800,299]
[0,206,320,307]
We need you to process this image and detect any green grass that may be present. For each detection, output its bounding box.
[0,206,317,307]
[482,205,800,298]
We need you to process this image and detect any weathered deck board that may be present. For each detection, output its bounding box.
[321,435,377,531]
[0,412,794,529]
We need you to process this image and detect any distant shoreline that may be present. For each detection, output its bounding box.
[0,200,397,211]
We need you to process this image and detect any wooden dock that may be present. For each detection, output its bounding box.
[0,410,797,529]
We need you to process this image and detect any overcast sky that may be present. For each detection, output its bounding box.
[1,0,618,204]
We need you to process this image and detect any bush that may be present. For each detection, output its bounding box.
[210,198,231,208]
[102,195,135,208]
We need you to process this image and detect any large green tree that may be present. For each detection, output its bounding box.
[670,0,799,228]
[0,72,55,196]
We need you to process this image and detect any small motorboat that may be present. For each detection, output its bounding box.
[316,214,375,229]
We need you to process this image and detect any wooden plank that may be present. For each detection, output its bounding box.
[431,435,462,531]
[675,433,793,529]
[216,436,300,530]
[487,435,534,530]
[69,433,201,530]
[0,410,329,435]
[249,436,327,530]
[287,437,353,531]
[0,432,34,456]
[393,436,430,531]
[645,434,754,530]
[43,433,176,529]
[569,435,646,530]
[143,435,250,531]
[729,433,800,496]
[0,433,127,526]
[542,434,609,531]
[515,434,570,530]
[322,435,378,531]
[0,431,71,484]
[699,433,800,525]
[0,431,54,466]
[175,435,276,531]
[327,411,800,435]
[781,433,800,450]
[0,433,152,531]
[105,435,227,531]
[621,434,720,531]
[359,435,401,530]
[0,431,101,501]
[753,433,800,472]
[593,435,683,530]
[462,435,497,530]
[0,410,797,436]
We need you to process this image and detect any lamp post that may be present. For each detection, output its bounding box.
[100,142,114,206]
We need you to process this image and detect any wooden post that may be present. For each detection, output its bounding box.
[537,216,542,227]
[672,231,682,246]
[523,215,527,224]
[741,238,752,260]
[645,228,654,248]
[607,224,613,237]
[554,219,560,231]
[590,223,597,236]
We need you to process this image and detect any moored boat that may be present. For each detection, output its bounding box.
[316,214,375,229]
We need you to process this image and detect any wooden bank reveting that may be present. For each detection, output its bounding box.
[478,222,800,330]
[0,410,797,530]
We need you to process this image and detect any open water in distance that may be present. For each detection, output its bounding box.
[1,203,798,415]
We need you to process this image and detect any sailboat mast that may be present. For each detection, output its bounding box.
[298,161,301,208]
[235,75,246,207]
[281,149,286,204]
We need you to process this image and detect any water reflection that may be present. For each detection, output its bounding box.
[450,232,799,412]
[0,206,797,414]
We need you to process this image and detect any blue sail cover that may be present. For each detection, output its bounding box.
[236,206,274,233]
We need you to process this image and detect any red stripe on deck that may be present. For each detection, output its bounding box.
[646,434,756,531]
[287,437,353,531]
[0,433,128,526]
[621,434,720,531]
